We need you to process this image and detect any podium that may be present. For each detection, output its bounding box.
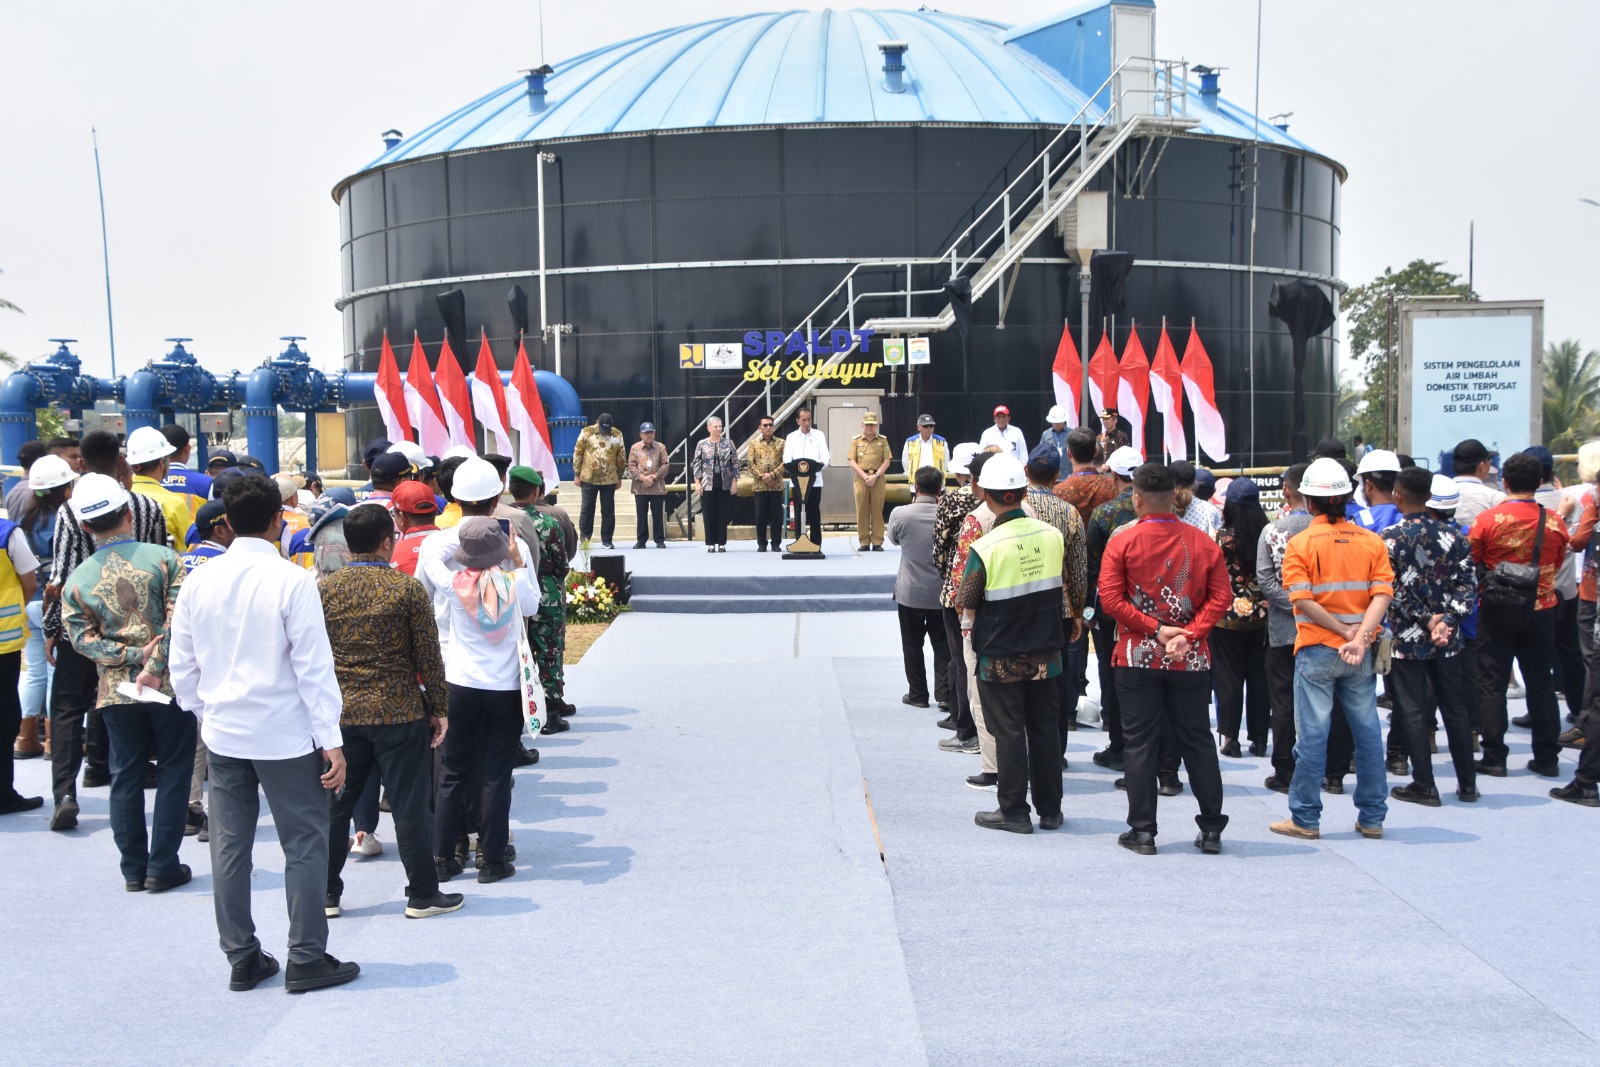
[782,458,825,560]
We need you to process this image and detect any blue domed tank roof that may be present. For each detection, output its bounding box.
[349,6,1320,182]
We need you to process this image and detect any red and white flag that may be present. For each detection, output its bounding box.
[1149,324,1188,460]
[373,332,413,445]
[1117,326,1151,459]
[1086,333,1120,416]
[505,337,559,489]
[470,331,514,456]
[1181,325,1229,462]
[433,334,476,449]
[1049,325,1080,429]
[403,332,452,457]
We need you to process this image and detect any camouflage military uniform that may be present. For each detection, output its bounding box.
[523,504,572,708]
[848,432,894,548]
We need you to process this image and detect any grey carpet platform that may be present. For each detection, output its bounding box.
[4,611,1596,1065]
[622,537,897,612]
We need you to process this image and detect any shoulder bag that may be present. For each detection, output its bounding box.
[1478,504,1545,631]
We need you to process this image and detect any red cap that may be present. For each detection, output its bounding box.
[391,480,439,516]
[993,405,1010,416]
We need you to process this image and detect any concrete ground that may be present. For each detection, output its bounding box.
[3,608,1596,1066]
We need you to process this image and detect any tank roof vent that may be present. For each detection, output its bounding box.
[878,41,909,94]
[524,64,555,114]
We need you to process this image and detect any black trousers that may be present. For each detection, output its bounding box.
[701,487,731,546]
[1093,615,1124,754]
[0,652,23,802]
[1579,599,1600,720]
[49,639,109,801]
[330,718,438,900]
[1479,607,1562,768]
[1389,657,1475,792]
[1576,703,1600,785]
[434,685,521,866]
[976,676,1062,822]
[1057,618,1083,756]
[1553,593,1584,719]
[1115,667,1228,835]
[634,495,666,545]
[579,482,616,543]
[942,608,976,741]
[753,491,784,548]
[1267,643,1354,779]
[1211,626,1269,745]
[791,485,822,546]
[102,700,196,883]
[897,606,951,705]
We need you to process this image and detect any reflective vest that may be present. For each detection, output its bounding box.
[970,513,1063,659]
[0,519,27,654]
[902,434,948,477]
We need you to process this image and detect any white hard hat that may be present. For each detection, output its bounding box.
[976,453,1027,491]
[1300,457,1354,497]
[1426,474,1460,511]
[1355,449,1401,475]
[1045,404,1071,425]
[125,425,175,467]
[387,440,433,469]
[1106,445,1144,478]
[441,444,478,461]
[69,472,131,522]
[948,442,981,476]
[451,457,504,503]
[28,454,78,493]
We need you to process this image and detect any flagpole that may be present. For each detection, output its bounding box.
[92,128,117,377]
[1192,317,1201,466]
[1160,316,1167,464]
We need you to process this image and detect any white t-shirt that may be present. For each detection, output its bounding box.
[783,429,832,488]
[4,527,39,577]
[978,423,1029,465]
[416,527,539,691]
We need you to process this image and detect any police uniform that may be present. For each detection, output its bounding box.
[849,418,893,549]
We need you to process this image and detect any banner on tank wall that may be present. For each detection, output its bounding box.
[1398,300,1543,472]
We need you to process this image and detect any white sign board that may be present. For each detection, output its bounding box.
[1399,301,1543,471]
[908,337,930,365]
[705,343,742,370]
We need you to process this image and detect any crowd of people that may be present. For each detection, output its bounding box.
[887,420,1600,850]
[0,426,580,993]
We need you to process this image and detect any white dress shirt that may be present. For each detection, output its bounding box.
[978,423,1029,464]
[169,537,343,760]
[415,526,539,691]
[783,429,832,487]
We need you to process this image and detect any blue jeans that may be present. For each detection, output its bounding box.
[1288,645,1388,830]
[18,599,53,719]
[102,701,198,883]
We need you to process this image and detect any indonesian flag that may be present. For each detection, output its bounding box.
[1049,325,1080,428]
[1117,326,1151,458]
[404,332,451,457]
[1181,325,1229,462]
[432,334,476,449]
[1149,325,1188,460]
[1086,334,1120,416]
[373,332,412,444]
[470,331,514,456]
[505,337,559,489]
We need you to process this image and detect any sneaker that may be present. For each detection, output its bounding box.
[957,737,980,754]
[229,950,280,992]
[184,807,205,837]
[1354,821,1383,839]
[901,694,930,709]
[965,772,998,791]
[405,891,465,918]
[655,541,667,549]
[284,953,360,994]
[935,716,958,731]
[1549,781,1600,807]
[1390,782,1441,807]
[937,736,968,751]
[352,830,383,857]
[1269,818,1319,840]
[197,819,209,843]
[144,864,193,892]
[50,796,79,831]
[325,894,341,918]
[1558,727,1585,748]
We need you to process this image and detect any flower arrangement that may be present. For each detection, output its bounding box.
[565,569,625,623]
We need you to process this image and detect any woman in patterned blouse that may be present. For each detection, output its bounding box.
[1211,477,1271,758]
[692,417,740,552]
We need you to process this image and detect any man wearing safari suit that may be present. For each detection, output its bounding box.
[849,413,893,552]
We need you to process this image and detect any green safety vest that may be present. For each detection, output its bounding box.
[970,513,1063,659]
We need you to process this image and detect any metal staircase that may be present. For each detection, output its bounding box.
[668,56,1199,486]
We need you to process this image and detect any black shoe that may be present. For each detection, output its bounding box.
[1386,755,1410,776]
[325,894,341,918]
[756,543,767,552]
[937,701,951,711]
[1039,813,1064,831]
[1220,739,1242,758]
[1061,756,1070,771]
[435,856,464,883]
[1092,748,1124,772]
[1158,776,1184,797]
[377,794,392,814]
[197,820,209,843]
[634,542,647,550]
[1456,785,1480,803]
[514,744,539,767]
[1511,713,1533,729]
[965,772,998,791]
[1321,777,1345,795]
[184,807,205,837]
[555,698,578,717]
[81,767,111,788]
[1526,760,1561,778]
[405,891,465,918]
[1065,718,1079,731]
[145,864,192,893]
[901,694,930,709]
[1376,692,1394,710]
[870,545,884,552]
[1263,775,1291,795]
[0,793,45,816]
[1118,830,1156,855]
[974,810,1033,834]
[1114,777,1127,791]
[1249,740,1268,757]
[50,796,79,830]
[478,862,515,883]
[1474,760,1508,778]
[1390,782,1441,807]
[1549,781,1600,807]
[935,716,957,731]
[229,950,280,992]
[284,953,360,993]
[125,878,146,892]
[540,715,570,735]
[601,542,615,550]
[1194,830,1222,854]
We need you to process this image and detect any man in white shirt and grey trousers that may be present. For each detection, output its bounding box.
[170,472,359,994]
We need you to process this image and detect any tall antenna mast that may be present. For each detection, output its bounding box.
[539,0,546,65]
[92,127,118,377]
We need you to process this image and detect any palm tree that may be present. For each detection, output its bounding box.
[1543,339,1600,452]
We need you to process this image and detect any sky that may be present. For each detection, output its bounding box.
[2,0,1596,382]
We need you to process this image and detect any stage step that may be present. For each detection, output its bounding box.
[628,591,895,614]
[629,571,895,613]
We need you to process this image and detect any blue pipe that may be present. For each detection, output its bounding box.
[244,366,281,474]
[122,369,163,435]
[0,372,42,494]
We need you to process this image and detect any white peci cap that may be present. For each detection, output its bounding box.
[1106,446,1144,478]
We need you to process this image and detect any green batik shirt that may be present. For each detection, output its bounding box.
[61,538,185,707]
